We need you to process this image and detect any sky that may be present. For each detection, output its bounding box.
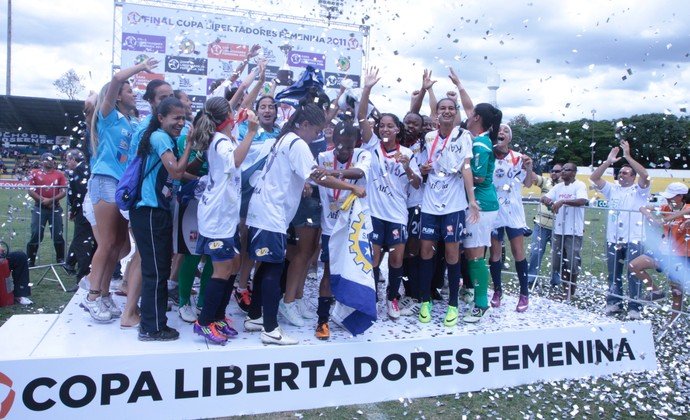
[0,0,688,123]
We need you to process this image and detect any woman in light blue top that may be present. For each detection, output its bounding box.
[83,58,158,324]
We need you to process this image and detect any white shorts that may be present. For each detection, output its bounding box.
[83,194,97,226]
[463,210,498,248]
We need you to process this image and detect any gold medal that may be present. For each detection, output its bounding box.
[329,201,339,212]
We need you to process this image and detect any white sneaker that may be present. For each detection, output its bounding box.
[244,316,263,332]
[80,296,114,323]
[15,296,33,305]
[463,288,475,304]
[261,326,298,345]
[398,296,416,316]
[279,299,305,327]
[627,310,642,320]
[178,304,198,323]
[296,298,315,319]
[463,306,492,324]
[78,276,91,291]
[387,298,401,319]
[101,294,122,318]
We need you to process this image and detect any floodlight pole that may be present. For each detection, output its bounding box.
[5,0,11,95]
[590,109,596,167]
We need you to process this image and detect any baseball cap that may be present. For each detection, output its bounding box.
[659,182,689,199]
[41,152,55,161]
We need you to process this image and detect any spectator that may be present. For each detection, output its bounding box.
[0,249,33,305]
[540,162,588,300]
[63,149,95,290]
[26,152,67,266]
[528,164,562,286]
[590,140,650,319]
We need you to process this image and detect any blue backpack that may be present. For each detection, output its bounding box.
[115,155,161,211]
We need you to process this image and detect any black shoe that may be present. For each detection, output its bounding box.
[138,326,180,342]
[63,264,76,276]
[168,287,180,307]
[431,288,443,301]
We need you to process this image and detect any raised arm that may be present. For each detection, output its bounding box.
[240,60,267,110]
[233,111,259,168]
[410,69,436,113]
[590,146,621,189]
[358,67,381,143]
[448,67,474,120]
[620,140,650,188]
[229,66,259,111]
[101,58,158,116]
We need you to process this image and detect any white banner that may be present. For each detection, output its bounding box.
[0,322,656,419]
[120,3,365,112]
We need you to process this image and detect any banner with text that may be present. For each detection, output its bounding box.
[0,322,656,419]
[120,3,365,113]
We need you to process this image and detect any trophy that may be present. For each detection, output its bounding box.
[276,41,294,86]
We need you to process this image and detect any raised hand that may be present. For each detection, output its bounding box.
[422,69,436,90]
[142,57,159,72]
[607,147,621,165]
[619,139,631,158]
[522,155,533,172]
[246,110,260,132]
[247,44,261,59]
[363,67,381,89]
[448,67,464,89]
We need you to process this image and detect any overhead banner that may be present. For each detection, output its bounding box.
[120,3,365,113]
[1,322,656,419]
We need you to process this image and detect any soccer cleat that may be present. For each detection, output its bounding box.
[605,304,623,316]
[387,298,401,319]
[279,299,305,327]
[398,296,418,316]
[138,326,180,341]
[194,321,227,344]
[244,316,263,332]
[261,326,298,345]
[80,296,114,323]
[297,298,315,319]
[100,294,122,318]
[418,301,432,323]
[233,288,251,313]
[443,305,459,327]
[463,306,492,323]
[627,310,642,320]
[14,296,33,305]
[315,322,330,340]
[490,290,502,308]
[516,294,529,313]
[178,304,198,323]
[214,318,239,338]
[463,288,475,304]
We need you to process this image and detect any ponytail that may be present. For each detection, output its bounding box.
[276,102,326,140]
[138,97,184,157]
[474,103,502,144]
[188,97,231,152]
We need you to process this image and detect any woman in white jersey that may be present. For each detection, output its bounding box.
[187,97,257,345]
[315,121,370,339]
[417,97,478,327]
[489,124,534,312]
[357,67,422,320]
[243,103,366,345]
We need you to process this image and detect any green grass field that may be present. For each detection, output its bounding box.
[0,187,688,419]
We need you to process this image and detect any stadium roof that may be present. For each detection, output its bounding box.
[0,95,85,138]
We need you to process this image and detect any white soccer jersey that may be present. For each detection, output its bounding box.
[421,127,473,216]
[545,180,588,236]
[362,133,421,224]
[599,182,650,243]
[197,133,241,238]
[317,148,371,236]
[406,139,426,208]
[493,150,528,229]
[246,132,316,233]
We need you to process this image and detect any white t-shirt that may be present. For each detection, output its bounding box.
[246,132,316,233]
[197,133,240,238]
[362,133,421,224]
[599,182,650,243]
[317,148,371,236]
[406,140,426,208]
[545,180,588,236]
[421,127,473,216]
[493,150,528,229]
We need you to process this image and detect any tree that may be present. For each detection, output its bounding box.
[53,69,85,99]
[509,114,531,129]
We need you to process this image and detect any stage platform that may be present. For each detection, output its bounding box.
[0,286,657,419]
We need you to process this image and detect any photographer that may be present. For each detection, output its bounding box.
[1,245,33,305]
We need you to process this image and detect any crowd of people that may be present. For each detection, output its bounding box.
[6,48,688,343]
